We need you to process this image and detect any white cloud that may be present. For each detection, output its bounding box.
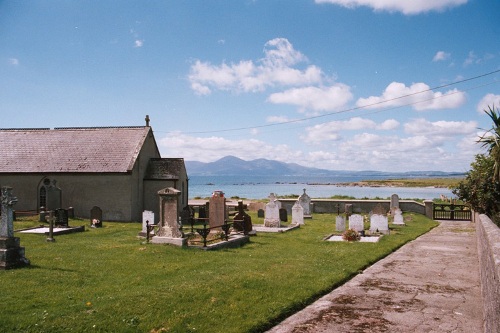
[8,58,19,66]
[158,132,302,162]
[314,0,468,15]
[189,38,325,95]
[476,93,500,113]
[433,51,450,62]
[301,117,397,144]
[267,84,353,113]
[134,39,144,48]
[356,81,466,111]
[404,118,477,137]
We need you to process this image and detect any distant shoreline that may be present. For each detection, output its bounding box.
[329,177,461,189]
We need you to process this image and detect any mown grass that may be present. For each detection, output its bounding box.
[1,213,437,333]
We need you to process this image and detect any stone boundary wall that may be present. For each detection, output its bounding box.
[475,213,500,333]
[278,199,425,215]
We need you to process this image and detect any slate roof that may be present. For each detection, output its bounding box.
[0,127,154,173]
[144,158,185,180]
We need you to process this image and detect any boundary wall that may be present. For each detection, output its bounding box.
[278,199,425,215]
[475,213,500,333]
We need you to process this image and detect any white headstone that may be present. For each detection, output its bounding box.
[292,201,304,225]
[370,214,389,233]
[336,215,345,232]
[348,214,364,232]
[264,194,281,227]
[298,189,311,215]
[393,208,405,225]
[142,210,155,234]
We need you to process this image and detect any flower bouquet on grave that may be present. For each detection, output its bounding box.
[342,228,361,242]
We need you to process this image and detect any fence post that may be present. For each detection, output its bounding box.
[424,200,434,220]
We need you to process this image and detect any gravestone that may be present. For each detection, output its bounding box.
[291,201,304,225]
[209,190,226,229]
[180,206,193,228]
[391,194,400,210]
[344,204,353,215]
[257,209,265,218]
[336,215,345,232]
[348,214,364,232]
[298,189,312,217]
[45,180,62,211]
[141,210,155,236]
[264,193,281,227]
[233,200,253,234]
[393,208,405,225]
[152,187,186,246]
[279,208,288,222]
[1,186,30,269]
[90,206,103,228]
[370,214,389,234]
[54,208,69,227]
[372,203,387,216]
[198,206,207,220]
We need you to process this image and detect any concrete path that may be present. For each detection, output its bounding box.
[267,220,483,333]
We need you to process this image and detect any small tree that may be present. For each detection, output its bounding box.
[477,105,500,181]
[453,154,500,225]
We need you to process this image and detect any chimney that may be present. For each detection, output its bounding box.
[145,115,150,127]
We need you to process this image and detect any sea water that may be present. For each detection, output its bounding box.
[188,175,455,200]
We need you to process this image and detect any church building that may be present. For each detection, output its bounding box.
[0,117,187,222]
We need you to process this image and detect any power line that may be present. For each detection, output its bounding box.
[157,68,500,135]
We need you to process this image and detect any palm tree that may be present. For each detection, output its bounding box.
[478,105,500,181]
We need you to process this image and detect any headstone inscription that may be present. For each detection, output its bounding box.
[209,190,226,229]
[336,215,345,232]
[264,193,281,227]
[291,201,304,225]
[348,214,364,232]
[1,186,30,269]
[90,206,103,228]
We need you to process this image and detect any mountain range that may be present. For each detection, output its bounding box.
[185,156,465,178]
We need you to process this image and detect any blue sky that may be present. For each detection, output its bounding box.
[1,0,499,172]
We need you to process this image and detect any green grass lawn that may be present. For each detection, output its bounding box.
[1,213,437,333]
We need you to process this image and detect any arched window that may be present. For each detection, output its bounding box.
[39,186,47,209]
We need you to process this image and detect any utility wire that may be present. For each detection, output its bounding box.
[157,68,500,135]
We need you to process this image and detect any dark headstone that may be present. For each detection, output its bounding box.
[198,206,207,219]
[54,208,69,227]
[344,204,353,215]
[257,209,265,218]
[45,182,62,211]
[90,206,103,228]
[279,208,288,222]
[180,206,193,226]
[233,201,252,234]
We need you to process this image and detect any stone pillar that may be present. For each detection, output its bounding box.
[152,187,186,246]
[1,186,30,269]
[424,200,434,220]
